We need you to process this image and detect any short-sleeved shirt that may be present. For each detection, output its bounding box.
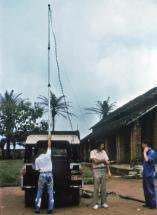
[143,148,156,177]
[90,149,109,169]
[35,148,52,172]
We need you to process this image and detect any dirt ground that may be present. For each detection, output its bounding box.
[0,177,157,215]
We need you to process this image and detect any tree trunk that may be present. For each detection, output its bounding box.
[0,139,6,160]
[13,141,16,160]
[1,145,5,160]
[6,137,11,159]
[52,116,55,131]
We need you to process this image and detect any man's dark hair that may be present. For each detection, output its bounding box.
[95,139,104,148]
[142,139,151,146]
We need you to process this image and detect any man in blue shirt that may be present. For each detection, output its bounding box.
[142,139,156,209]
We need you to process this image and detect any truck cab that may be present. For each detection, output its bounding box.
[21,131,82,207]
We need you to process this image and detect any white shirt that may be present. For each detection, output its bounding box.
[35,149,52,172]
[90,149,109,169]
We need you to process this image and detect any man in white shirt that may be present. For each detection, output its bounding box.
[90,139,111,210]
[35,134,54,214]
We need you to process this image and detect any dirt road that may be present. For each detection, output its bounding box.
[0,177,157,215]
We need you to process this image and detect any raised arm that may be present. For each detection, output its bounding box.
[48,133,52,149]
[143,147,149,161]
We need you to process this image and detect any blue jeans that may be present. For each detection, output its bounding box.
[143,176,156,208]
[35,172,54,211]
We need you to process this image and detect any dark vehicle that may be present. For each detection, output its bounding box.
[21,131,82,207]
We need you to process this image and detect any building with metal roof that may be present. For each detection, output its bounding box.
[81,87,157,164]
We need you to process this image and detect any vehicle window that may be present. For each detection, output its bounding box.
[70,145,80,162]
[24,146,35,162]
[52,148,67,156]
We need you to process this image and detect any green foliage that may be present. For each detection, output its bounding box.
[0,160,23,186]
[0,90,44,158]
[38,91,73,131]
[82,164,93,185]
[83,177,93,185]
[85,97,116,119]
[82,165,93,178]
[0,90,44,138]
[13,101,43,137]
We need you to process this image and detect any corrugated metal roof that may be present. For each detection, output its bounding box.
[92,87,157,131]
[81,87,157,142]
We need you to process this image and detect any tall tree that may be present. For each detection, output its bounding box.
[0,90,43,158]
[85,97,116,119]
[0,90,22,158]
[38,91,73,131]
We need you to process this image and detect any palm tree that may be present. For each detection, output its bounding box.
[0,90,22,158]
[38,91,73,131]
[85,97,116,119]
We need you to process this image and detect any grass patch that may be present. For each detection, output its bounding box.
[0,160,94,186]
[0,160,23,186]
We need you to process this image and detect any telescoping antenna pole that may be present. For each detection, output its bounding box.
[48,4,51,134]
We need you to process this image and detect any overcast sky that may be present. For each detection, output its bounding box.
[1,0,157,138]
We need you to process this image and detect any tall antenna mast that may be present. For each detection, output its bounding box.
[48,4,51,134]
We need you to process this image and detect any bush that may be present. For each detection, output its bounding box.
[81,163,93,185]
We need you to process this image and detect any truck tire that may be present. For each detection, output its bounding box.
[71,189,80,205]
[25,189,35,207]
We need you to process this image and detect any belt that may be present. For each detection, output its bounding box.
[40,171,52,173]
[93,167,105,169]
